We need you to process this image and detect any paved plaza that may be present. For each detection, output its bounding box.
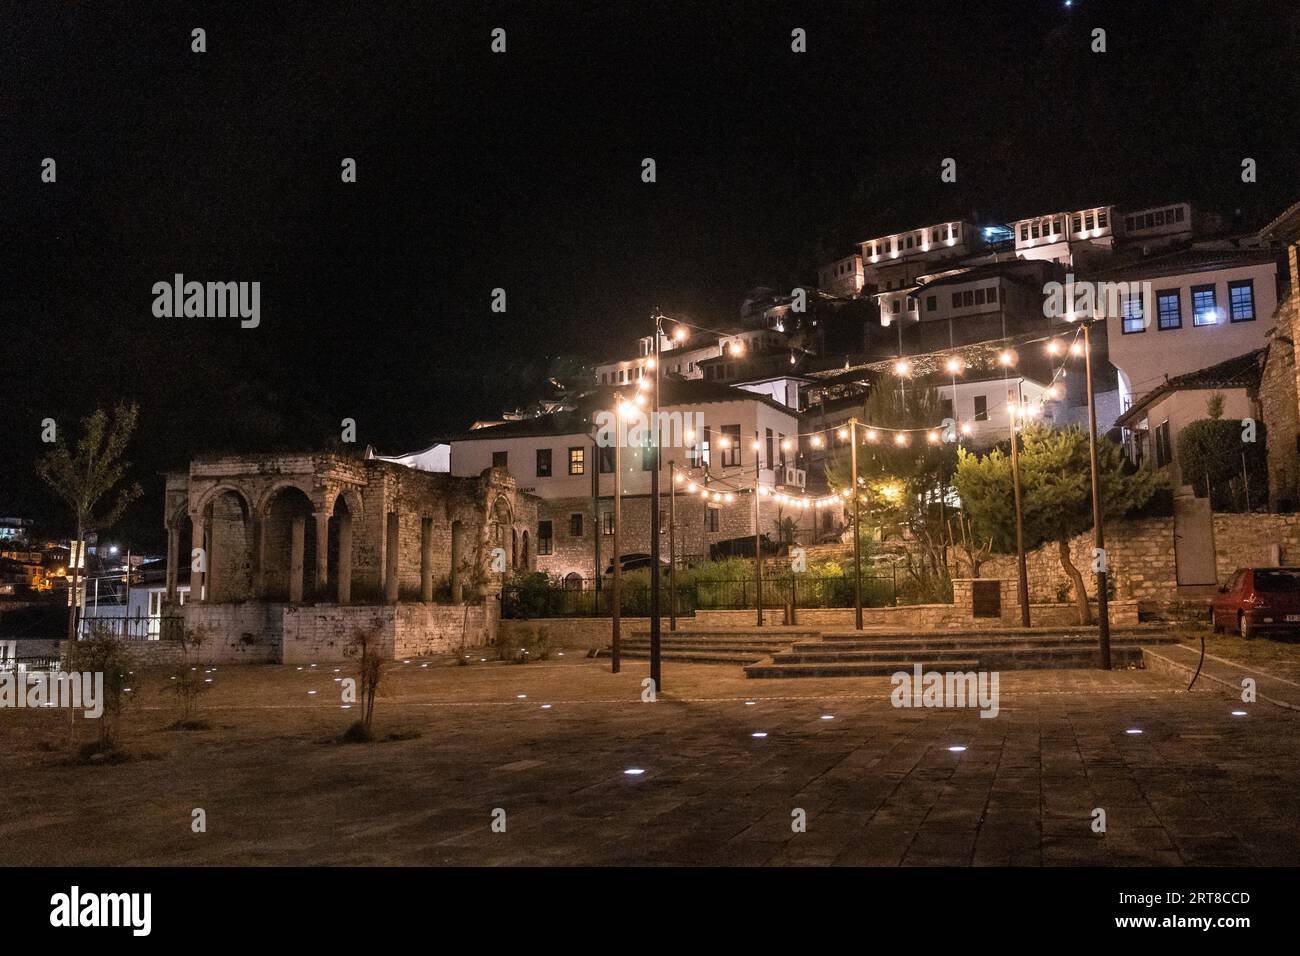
[4,647,1300,866]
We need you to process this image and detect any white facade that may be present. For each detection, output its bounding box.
[448,395,803,499]
[1102,259,1278,407]
[1011,205,1116,265]
[934,376,1053,448]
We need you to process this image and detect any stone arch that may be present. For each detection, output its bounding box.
[491,496,514,571]
[193,483,254,522]
[254,479,319,522]
[328,492,357,604]
[262,485,318,602]
[201,488,255,602]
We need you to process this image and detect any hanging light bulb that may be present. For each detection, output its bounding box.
[894,359,911,376]
[944,356,964,374]
[674,326,688,342]
[960,422,973,435]
[836,427,849,440]
[1070,340,1084,356]
[866,429,879,442]
[998,349,1017,367]
[1046,338,1062,355]
[811,434,824,448]
[686,482,697,493]
[894,433,909,446]
[927,431,940,444]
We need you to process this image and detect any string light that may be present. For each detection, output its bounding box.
[893,359,911,376]
[944,356,964,374]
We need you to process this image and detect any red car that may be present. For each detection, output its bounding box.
[1211,567,1300,638]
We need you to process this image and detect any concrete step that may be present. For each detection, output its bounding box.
[617,648,766,664]
[629,627,818,639]
[817,624,1169,642]
[745,659,982,678]
[771,645,1148,666]
[620,642,786,656]
[789,633,1180,652]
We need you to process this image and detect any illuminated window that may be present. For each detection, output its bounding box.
[1229,280,1256,323]
[568,447,585,475]
[1192,285,1218,326]
[1156,290,1181,330]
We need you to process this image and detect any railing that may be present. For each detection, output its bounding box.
[77,614,185,641]
[501,573,898,619]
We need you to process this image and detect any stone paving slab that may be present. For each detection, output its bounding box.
[2,657,1299,866]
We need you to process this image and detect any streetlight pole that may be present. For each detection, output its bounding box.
[649,314,663,692]
[611,399,623,674]
[1008,386,1031,627]
[668,460,677,632]
[754,430,763,627]
[850,417,863,630]
[1083,320,1112,669]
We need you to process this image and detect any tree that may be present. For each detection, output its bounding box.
[35,404,142,642]
[825,385,958,600]
[954,424,1163,624]
[343,627,384,740]
[1175,393,1267,511]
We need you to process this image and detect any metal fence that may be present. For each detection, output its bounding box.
[502,573,898,619]
[77,614,185,641]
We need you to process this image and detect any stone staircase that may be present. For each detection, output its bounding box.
[743,624,1182,678]
[611,626,820,665]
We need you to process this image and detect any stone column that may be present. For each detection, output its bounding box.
[336,512,353,604]
[165,524,179,601]
[450,521,463,604]
[204,516,218,602]
[420,517,434,603]
[313,511,330,600]
[384,512,400,603]
[191,515,206,603]
[251,517,266,598]
[289,515,306,603]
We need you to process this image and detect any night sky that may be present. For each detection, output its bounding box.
[3,0,1298,549]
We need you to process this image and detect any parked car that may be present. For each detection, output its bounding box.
[1211,567,1300,638]
[708,535,783,561]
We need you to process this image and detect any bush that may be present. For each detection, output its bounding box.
[67,622,136,750]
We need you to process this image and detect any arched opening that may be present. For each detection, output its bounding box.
[204,489,253,602]
[491,498,513,573]
[450,520,464,602]
[563,572,583,589]
[262,486,317,602]
[328,493,356,604]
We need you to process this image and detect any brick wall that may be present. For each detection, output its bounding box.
[280,601,502,663]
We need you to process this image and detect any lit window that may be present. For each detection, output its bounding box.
[1229,280,1255,323]
[568,447,585,475]
[1192,285,1218,326]
[1156,290,1181,330]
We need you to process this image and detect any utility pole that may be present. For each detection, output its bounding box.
[1083,321,1112,669]
[850,418,863,629]
[1008,385,1031,627]
[754,429,763,627]
[648,313,663,692]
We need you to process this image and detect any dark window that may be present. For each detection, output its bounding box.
[974,395,988,422]
[537,521,553,555]
[975,288,986,305]
[1121,293,1145,334]
[598,446,614,473]
[1192,285,1218,326]
[1175,206,1185,222]
[962,290,974,307]
[569,513,583,537]
[492,451,508,469]
[603,512,613,535]
[1156,289,1181,330]
[926,295,937,312]
[721,425,741,467]
[705,508,719,532]
[641,443,655,471]
[1229,280,1256,322]
[951,292,961,307]
[535,448,552,477]
[568,447,585,475]
[1253,569,1300,592]
[940,398,954,419]
[765,428,774,468]
[1071,215,1082,232]
[1155,421,1172,468]
[1098,210,1108,228]
[1020,224,1028,241]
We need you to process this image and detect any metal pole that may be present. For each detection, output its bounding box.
[592,435,601,601]
[851,418,863,629]
[612,405,622,674]
[649,315,662,692]
[1083,322,1112,669]
[754,429,763,626]
[668,460,677,631]
[1008,386,1031,627]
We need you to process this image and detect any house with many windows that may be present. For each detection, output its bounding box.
[1094,248,1280,409]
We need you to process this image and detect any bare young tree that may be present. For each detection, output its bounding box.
[343,627,384,739]
[35,403,143,643]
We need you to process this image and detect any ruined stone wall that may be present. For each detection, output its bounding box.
[1211,513,1300,580]
[1261,304,1300,511]
[180,601,285,663]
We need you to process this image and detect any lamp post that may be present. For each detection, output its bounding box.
[611,398,624,674]
[668,460,677,632]
[1008,387,1031,627]
[1082,320,1112,668]
[754,431,764,627]
[850,418,863,629]
[649,313,663,693]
